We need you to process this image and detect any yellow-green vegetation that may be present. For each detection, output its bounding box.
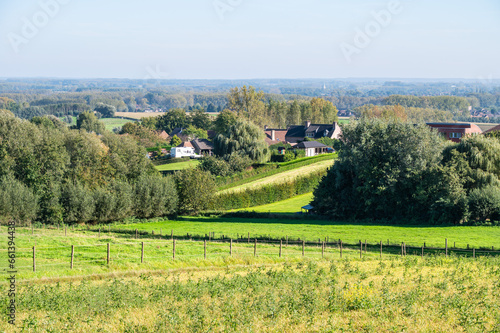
[2,255,500,332]
[155,160,200,171]
[232,192,314,213]
[219,160,334,194]
[100,118,134,131]
[115,112,166,120]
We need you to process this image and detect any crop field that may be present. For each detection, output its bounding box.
[1,252,499,332]
[155,159,200,171]
[232,192,314,213]
[115,112,166,120]
[219,160,334,194]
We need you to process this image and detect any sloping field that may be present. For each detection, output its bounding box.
[231,192,314,213]
[219,160,334,194]
[115,112,166,119]
[155,160,200,171]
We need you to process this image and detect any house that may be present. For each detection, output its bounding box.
[169,128,190,142]
[285,121,342,144]
[157,131,170,141]
[191,139,214,156]
[426,123,482,142]
[264,126,288,145]
[296,141,329,157]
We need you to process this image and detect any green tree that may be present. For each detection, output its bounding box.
[228,86,266,127]
[76,112,106,134]
[0,175,38,225]
[170,135,182,147]
[175,168,216,215]
[214,109,237,134]
[184,125,208,140]
[214,120,269,163]
[189,108,212,130]
[134,175,178,218]
[156,108,188,133]
[94,103,116,118]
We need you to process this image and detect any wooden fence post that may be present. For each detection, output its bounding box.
[445,239,448,257]
[302,241,305,257]
[71,245,74,269]
[230,239,232,256]
[173,240,176,260]
[141,242,144,264]
[107,243,110,265]
[340,241,343,259]
[248,232,250,243]
[33,246,36,272]
[280,240,282,258]
[204,240,207,259]
[401,243,404,257]
[254,239,257,257]
[421,246,424,258]
[322,242,325,258]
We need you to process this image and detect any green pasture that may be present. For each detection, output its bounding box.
[232,192,314,213]
[155,159,200,171]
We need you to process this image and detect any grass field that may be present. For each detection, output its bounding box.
[2,253,499,332]
[115,217,500,250]
[155,159,200,171]
[232,192,314,213]
[61,116,134,131]
[219,160,334,194]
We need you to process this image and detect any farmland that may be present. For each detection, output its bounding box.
[232,192,314,213]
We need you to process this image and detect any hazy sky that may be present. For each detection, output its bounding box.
[0,0,499,79]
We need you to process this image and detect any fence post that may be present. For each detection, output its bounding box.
[135,229,138,239]
[254,239,257,257]
[71,245,74,269]
[421,246,424,258]
[248,232,250,243]
[204,240,207,259]
[322,242,325,258]
[445,239,448,257]
[33,246,36,272]
[401,243,404,257]
[230,239,232,256]
[340,241,343,259]
[279,240,282,258]
[107,243,110,266]
[302,241,305,257]
[364,240,367,253]
[173,240,176,260]
[473,248,475,259]
[380,241,382,259]
[360,241,362,259]
[141,242,144,264]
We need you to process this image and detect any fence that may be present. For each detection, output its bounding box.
[2,225,500,274]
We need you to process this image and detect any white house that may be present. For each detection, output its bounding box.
[170,147,196,158]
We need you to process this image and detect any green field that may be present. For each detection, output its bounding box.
[219,160,333,194]
[116,217,500,250]
[232,192,314,213]
[155,159,200,171]
[101,117,134,131]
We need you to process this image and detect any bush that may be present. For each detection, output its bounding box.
[134,175,179,218]
[0,175,38,225]
[60,182,95,224]
[227,153,253,173]
[200,156,231,177]
[468,186,500,222]
[175,168,216,215]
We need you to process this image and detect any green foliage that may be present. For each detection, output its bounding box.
[214,170,325,210]
[60,182,95,224]
[94,103,116,118]
[156,108,188,133]
[189,108,212,130]
[170,135,182,147]
[134,175,179,219]
[214,109,238,134]
[468,186,500,222]
[75,111,106,134]
[214,120,270,163]
[199,156,231,177]
[0,175,38,225]
[175,168,216,215]
[183,125,208,140]
[313,119,447,221]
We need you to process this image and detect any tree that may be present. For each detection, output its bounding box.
[94,103,116,118]
[76,112,106,134]
[170,135,182,147]
[214,120,270,163]
[189,108,212,130]
[228,86,266,127]
[312,119,446,221]
[156,108,188,133]
[0,175,38,225]
[214,109,237,134]
[175,168,216,215]
[134,174,178,218]
[183,125,208,140]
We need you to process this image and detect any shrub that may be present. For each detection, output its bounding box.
[175,168,216,215]
[60,182,95,224]
[0,175,38,225]
[200,156,231,177]
[468,186,500,222]
[134,175,179,218]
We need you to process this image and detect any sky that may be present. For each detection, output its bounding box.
[0,0,499,80]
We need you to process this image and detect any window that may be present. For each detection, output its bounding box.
[306,132,314,138]
[450,133,462,139]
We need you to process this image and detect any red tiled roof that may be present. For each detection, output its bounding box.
[264,129,288,145]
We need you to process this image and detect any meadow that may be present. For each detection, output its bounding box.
[2,254,499,332]
[62,116,134,131]
[232,192,314,213]
[154,159,200,171]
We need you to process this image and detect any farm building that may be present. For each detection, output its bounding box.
[191,139,214,156]
[296,141,329,157]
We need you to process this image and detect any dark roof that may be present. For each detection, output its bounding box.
[191,139,214,151]
[286,123,338,140]
[170,128,183,136]
[296,141,328,149]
